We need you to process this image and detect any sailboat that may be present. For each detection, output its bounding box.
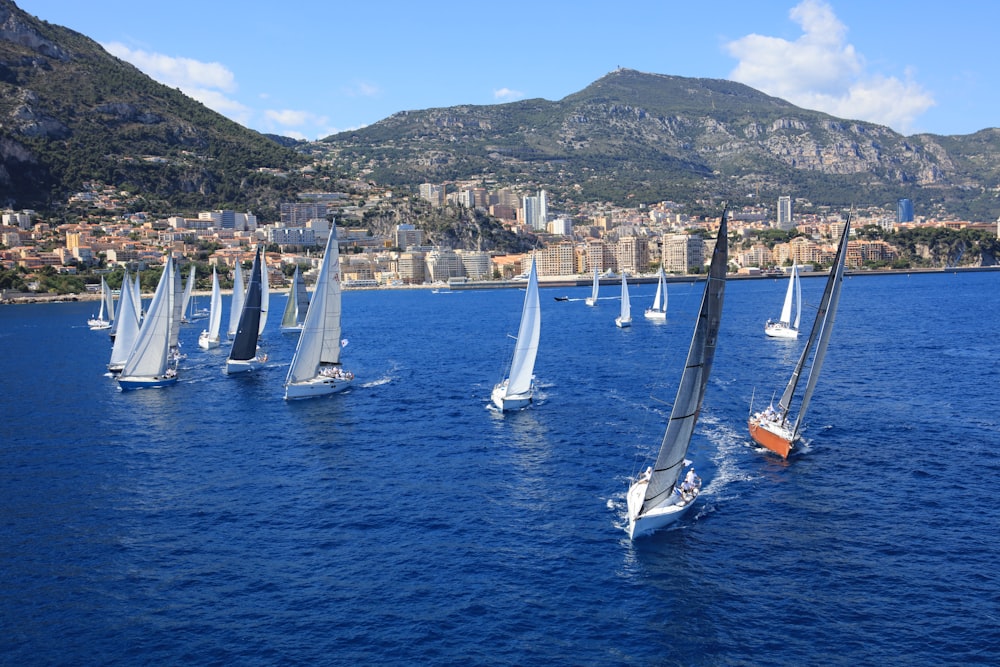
[180,265,208,323]
[227,261,245,340]
[88,277,113,330]
[585,267,599,306]
[284,227,353,399]
[764,263,801,338]
[626,209,728,539]
[108,270,139,374]
[198,267,223,350]
[748,217,851,458]
[117,256,178,390]
[644,267,668,321]
[491,258,540,411]
[615,272,632,328]
[226,247,267,374]
[280,265,310,333]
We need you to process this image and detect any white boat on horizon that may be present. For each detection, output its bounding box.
[644,267,667,321]
[615,272,631,328]
[198,267,223,350]
[764,263,801,339]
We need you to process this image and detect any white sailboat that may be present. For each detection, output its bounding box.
[226,248,267,374]
[180,265,207,323]
[585,267,599,306]
[88,277,113,330]
[280,265,310,333]
[491,258,540,411]
[764,263,801,338]
[644,267,668,321]
[258,255,269,337]
[227,262,245,340]
[748,218,851,458]
[198,267,223,350]
[626,210,728,539]
[108,270,139,374]
[284,228,353,399]
[117,256,178,390]
[615,272,632,328]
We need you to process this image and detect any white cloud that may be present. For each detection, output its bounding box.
[725,0,934,132]
[343,82,380,98]
[494,88,524,102]
[264,109,328,128]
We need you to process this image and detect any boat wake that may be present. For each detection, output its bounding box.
[699,413,761,503]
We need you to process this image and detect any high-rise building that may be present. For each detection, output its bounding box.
[280,202,328,226]
[522,189,548,231]
[897,198,914,223]
[394,224,424,249]
[777,196,793,230]
[419,184,445,207]
[662,234,704,273]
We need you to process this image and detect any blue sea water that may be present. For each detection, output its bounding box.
[2,270,999,666]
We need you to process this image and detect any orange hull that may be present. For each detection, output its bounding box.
[748,419,794,458]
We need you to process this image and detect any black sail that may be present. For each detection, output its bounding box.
[229,248,263,362]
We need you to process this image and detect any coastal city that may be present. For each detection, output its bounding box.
[2,179,999,299]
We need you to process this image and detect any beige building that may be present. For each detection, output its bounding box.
[662,233,703,273]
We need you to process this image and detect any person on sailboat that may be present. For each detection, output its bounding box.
[680,468,700,499]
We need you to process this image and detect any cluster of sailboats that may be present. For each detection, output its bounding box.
[91,226,353,400]
[491,209,852,540]
[583,265,669,328]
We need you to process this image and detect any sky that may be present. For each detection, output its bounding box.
[14,0,1000,141]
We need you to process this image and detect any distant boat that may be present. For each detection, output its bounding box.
[87,276,113,330]
[626,209,728,539]
[179,265,207,323]
[491,258,540,411]
[284,227,353,399]
[554,296,569,302]
[226,247,267,374]
[615,272,632,328]
[198,267,223,350]
[280,265,310,333]
[764,263,801,339]
[585,267,599,306]
[107,269,139,374]
[644,267,668,321]
[748,217,851,458]
[117,256,178,390]
[227,262,245,340]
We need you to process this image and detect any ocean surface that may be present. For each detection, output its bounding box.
[2,270,999,666]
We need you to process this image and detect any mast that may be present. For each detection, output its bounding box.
[641,210,728,515]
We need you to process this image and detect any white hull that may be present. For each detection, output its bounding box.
[280,325,303,334]
[585,297,597,307]
[644,308,666,321]
[615,316,631,328]
[198,332,220,349]
[284,374,352,400]
[225,356,265,374]
[764,321,798,339]
[626,477,699,539]
[88,319,111,330]
[491,381,532,411]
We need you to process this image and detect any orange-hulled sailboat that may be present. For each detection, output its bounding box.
[748,213,851,458]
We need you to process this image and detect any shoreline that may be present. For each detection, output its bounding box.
[3,264,998,305]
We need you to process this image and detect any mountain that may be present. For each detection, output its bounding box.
[320,69,1000,220]
[0,0,308,216]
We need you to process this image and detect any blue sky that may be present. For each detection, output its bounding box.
[15,0,999,141]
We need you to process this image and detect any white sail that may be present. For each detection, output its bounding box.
[281,266,309,331]
[108,270,140,371]
[765,264,801,338]
[585,267,599,306]
[120,256,174,381]
[616,272,631,327]
[258,256,269,336]
[199,268,223,349]
[628,210,728,538]
[168,262,182,353]
[104,278,115,325]
[89,277,112,328]
[181,265,195,321]
[228,262,245,339]
[132,273,142,320]
[284,227,351,398]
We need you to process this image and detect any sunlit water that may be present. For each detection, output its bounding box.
[2,270,999,665]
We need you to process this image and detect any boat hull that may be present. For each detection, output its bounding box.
[764,322,798,339]
[626,478,698,539]
[748,417,795,458]
[225,356,265,374]
[198,332,220,350]
[117,374,177,391]
[644,309,666,321]
[284,375,352,400]
[88,319,111,330]
[279,325,303,334]
[585,297,597,306]
[491,383,532,411]
[615,317,631,328]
